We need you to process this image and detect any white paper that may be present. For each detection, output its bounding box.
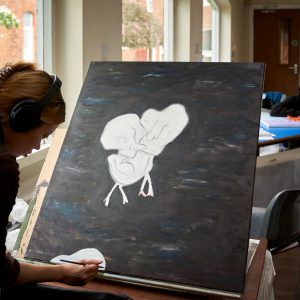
[50,248,106,269]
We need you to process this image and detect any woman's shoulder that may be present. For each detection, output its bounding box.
[0,151,17,161]
[0,152,18,173]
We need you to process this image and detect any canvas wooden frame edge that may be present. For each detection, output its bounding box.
[100,272,242,298]
[15,127,67,258]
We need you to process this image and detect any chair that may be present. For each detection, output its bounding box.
[250,189,300,254]
[262,91,286,109]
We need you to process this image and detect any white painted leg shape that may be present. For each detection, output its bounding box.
[103,183,129,206]
[139,173,154,197]
[103,183,118,206]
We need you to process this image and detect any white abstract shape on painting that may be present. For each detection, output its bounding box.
[100,103,189,206]
[100,114,147,158]
[50,248,106,269]
[140,104,190,155]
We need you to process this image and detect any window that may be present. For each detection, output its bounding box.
[23,12,34,61]
[279,19,289,65]
[202,0,219,62]
[146,0,153,13]
[0,1,43,67]
[0,1,48,150]
[122,0,164,61]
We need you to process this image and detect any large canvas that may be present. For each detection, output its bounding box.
[25,62,264,295]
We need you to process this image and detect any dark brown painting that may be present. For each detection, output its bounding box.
[25,62,264,294]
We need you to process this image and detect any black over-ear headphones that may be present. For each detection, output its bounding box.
[9,75,62,132]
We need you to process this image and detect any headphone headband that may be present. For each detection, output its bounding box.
[9,74,62,132]
[38,75,62,109]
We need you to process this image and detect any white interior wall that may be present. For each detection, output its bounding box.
[216,0,231,62]
[52,0,122,128]
[190,0,203,62]
[83,0,122,76]
[174,0,191,61]
[230,0,246,62]
[173,0,203,62]
[52,0,83,128]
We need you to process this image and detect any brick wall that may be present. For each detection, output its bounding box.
[203,5,212,29]
[0,0,37,67]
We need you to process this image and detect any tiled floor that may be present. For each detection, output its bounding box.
[272,246,300,300]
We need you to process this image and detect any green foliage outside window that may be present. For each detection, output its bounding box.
[0,5,19,29]
[122,1,162,50]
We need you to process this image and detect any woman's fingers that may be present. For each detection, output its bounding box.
[79,258,102,265]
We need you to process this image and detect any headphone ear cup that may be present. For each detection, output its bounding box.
[9,100,41,132]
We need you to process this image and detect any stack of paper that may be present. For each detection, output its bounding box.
[259,128,274,141]
[261,116,300,128]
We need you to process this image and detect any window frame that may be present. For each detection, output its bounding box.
[38,0,53,72]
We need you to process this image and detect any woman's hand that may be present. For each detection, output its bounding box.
[16,259,101,286]
[60,259,101,286]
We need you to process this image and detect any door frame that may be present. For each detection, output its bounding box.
[248,3,300,62]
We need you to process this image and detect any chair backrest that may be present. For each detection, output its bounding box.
[261,189,300,253]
